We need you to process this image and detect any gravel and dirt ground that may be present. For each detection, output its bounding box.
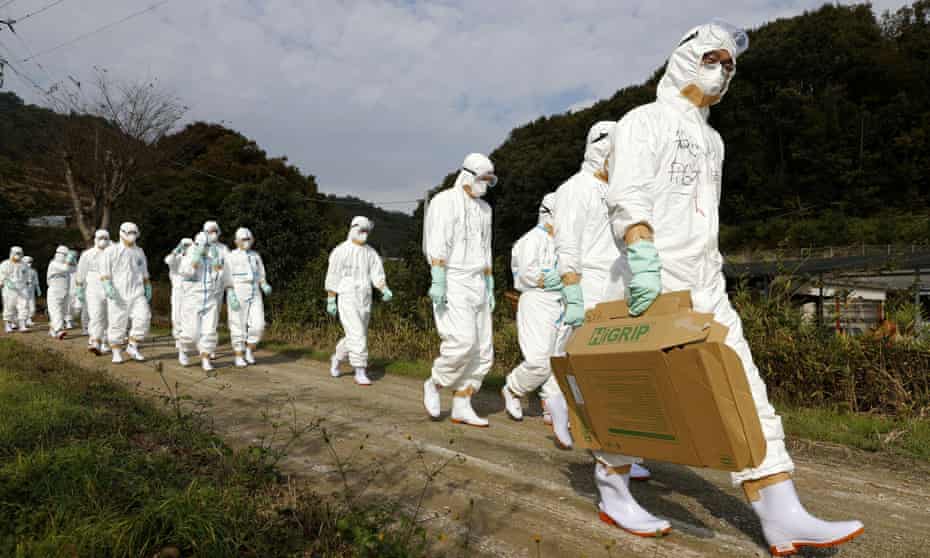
[13,327,930,558]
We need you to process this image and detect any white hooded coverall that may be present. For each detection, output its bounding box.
[423,158,495,392]
[77,246,110,346]
[102,243,151,347]
[603,24,793,485]
[0,257,29,324]
[507,199,563,400]
[46,252,73,333]
[165,249,186,342]
[326,221,386,368]
[69,263,89,329]
[553,121,627,331]
[227,248,268,352]
[179,239,228,356]
[24,265,40,321]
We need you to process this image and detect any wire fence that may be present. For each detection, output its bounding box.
[725,243,930,264]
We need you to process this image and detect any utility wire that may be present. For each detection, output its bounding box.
[23,0,172,62]
[0,0,17,11]
[9,0,65,24]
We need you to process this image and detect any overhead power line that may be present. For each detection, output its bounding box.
[9,0,65,24]
[22,0,173,62]
[0,0,18,11]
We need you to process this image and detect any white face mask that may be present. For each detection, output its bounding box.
[469,180,489,198]
[207,232,219,244]
[239,240,253,250]
[122,233,138,245]
[96,238,109,249]
[697,62,728,97]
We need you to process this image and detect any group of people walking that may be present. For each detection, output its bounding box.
[1,20,866,556]
[2,221,273,372]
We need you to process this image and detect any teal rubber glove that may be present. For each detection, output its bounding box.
[144,283,152,302]
[428,266,447,310]
[66,253,77,265]
[381,287,393,302]
[189,245,205,263]
[326,296,338,317]
[261,282,272,296]
[103,280,117,300]
[3,279,14,290]
[227,290,241,312]
[627,240,662,317]
[75,286,86,304]
[562,283,585,327]
[543,268,563,291]
[485,274,496,312]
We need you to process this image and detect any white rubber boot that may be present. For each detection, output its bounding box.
[126,344,145,362]
[111,348,125,364]
[245,346,257,365]
[65,320,74,330]
[750,478,864,556]
[546,393,573,449]
[201,356,214,372]
[178,350,190,367]
[631,463,652,481]
[18,320,29,332]
[354,368,372,386]
[423,378,441,419]
[4,322,13,334]
[595,463,671,537]
[27,319,35,328]
[330,355,342,378]
[450,393,489,428]
[100,342,111,354]
[234,354,248,368]
[501,386,523,421]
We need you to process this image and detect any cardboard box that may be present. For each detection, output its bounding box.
[551,291,766,472]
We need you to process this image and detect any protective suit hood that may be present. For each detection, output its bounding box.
[538,192,556,229]
[9,246,23,260]
[657,21,748,113]
[582,121,615,175]
[54,245,69,262]
[453,153,495,197]
[349,216,373,243]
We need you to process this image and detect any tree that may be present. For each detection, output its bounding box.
[50,68,186,243]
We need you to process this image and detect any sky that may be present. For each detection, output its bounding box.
[0,0,909,214]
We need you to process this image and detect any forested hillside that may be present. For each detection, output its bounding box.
[446,2,930,259]
[0,96,416,285]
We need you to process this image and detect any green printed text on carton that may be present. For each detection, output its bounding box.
[587,324,651,346]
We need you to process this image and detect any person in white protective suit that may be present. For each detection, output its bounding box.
[1,247,29,333]
[179,231,231,372]
[501,193,573,446]
[551,122,652,480]
[46,246,75,339]
[227,228,273,368]
[76,230,112,355]
[67,250,88,334]
[202,220,229,361]
[101,222,152,364]
[422,153,497,427]
[22,256,40,328]
[600,22,864,553]
[325,217,392,386]
[164,237,193,351]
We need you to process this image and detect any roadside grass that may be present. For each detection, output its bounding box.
[778,404,930,461]
[0,338,430,557]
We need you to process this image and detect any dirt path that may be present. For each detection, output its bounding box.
[13,328,930,558]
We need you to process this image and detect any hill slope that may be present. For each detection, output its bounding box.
[467,2,930,257]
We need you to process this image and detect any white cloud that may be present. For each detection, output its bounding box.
[1,0,911,214]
